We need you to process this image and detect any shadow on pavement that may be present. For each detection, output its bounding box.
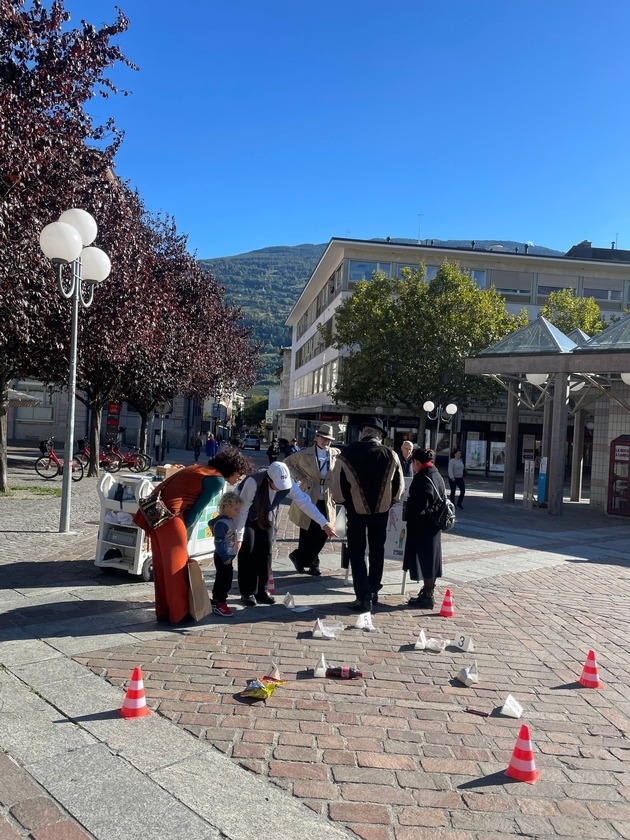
[0,560,141,590]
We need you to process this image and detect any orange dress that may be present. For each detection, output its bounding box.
[134,465,224,623]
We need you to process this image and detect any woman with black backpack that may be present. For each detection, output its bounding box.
[403,447,445,610]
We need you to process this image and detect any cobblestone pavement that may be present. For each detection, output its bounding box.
[3,445,630,839]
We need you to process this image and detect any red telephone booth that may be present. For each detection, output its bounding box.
[607,435,630,516]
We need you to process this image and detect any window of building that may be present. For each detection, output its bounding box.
[582,277,623,306]
[14,381,54,421]
[469,269,487,289]
[335,264,343,291]
[348,260,392,286]
[490,269,533,302]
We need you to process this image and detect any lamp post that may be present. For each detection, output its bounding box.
[423,400,458,452]
[39,209,111,533]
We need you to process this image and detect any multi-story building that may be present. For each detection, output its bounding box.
[281,237,630,453]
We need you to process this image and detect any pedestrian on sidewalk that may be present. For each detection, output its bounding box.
[286,438,300,455]
[285,423,340,577]
[399,440,414,477]
[133,448,249,625]
[266,438,280,464]
[447,448,466,509]
[404,447,444,610]
[193,432,202,463]
[210,492,243,617]
[205,432,218,458]
[329,418,405,612]
[234,461,336,606]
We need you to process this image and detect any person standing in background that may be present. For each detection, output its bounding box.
[193,431,202,463]
[205,432,218,458]
[399,440,414,477]
[285,424,340,576]
[286,438,300,456]
[447,448,466,509]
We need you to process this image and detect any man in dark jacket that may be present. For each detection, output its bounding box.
[330,418,405,612]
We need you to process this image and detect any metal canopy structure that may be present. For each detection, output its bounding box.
[466,314,630,516]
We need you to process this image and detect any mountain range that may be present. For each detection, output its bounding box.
[199,239,563,386]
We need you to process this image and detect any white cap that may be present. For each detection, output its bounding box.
[267,461,292,490]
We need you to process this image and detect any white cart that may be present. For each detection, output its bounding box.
[95,472,155,581]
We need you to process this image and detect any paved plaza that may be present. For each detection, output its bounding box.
[2,443,630,839]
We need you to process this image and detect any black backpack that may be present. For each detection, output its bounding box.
[425,475,457,532]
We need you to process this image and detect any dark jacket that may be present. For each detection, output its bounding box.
[330,438,405,515]
[402,464,444,582]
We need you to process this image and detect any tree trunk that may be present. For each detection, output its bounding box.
[88,396,105,478]
[139,410,149,454]
[0,374,8,493]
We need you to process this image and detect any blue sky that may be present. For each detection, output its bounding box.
[62,0,630,258]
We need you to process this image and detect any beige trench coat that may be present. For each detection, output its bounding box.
[284,444,339,530]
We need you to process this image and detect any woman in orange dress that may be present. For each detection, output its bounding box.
[134,448,249,624]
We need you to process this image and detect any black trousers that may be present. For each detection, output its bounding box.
[448,477,465,506]
[237,520,272,597]
[346,510,388,602]
[212,556,234,603]
[292,500,327,569]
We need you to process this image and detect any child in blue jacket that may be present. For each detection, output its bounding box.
[211,492,243,617]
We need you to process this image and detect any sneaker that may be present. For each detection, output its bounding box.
[240,595,257,607]
[212,602,233,617]
[289,551,305,573]
[308,565,321,577]
[255,592,276,605]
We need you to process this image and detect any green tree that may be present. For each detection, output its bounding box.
[539,288,606,336]
[242,395,268,429]
[331,260,527,413]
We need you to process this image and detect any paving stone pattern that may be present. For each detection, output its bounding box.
[78,560,630,840]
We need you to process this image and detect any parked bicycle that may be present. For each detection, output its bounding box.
[75,439,151,473]
[35,437,84,482]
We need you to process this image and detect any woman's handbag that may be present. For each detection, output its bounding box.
[187,559,212,620]
[137,491,175,530]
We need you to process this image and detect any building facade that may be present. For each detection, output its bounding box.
[281,237,630,457]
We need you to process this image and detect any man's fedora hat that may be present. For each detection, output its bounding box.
[362,417,386,434]
[315,424,334,440]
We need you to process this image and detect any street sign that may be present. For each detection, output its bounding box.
[156,400,172,417]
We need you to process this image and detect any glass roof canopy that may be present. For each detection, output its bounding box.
[479,316,577,356]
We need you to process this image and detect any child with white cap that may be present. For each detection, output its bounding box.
[234,461,336,606]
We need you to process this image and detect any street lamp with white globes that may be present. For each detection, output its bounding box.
[423,400,458,451]
[39,208,110,533]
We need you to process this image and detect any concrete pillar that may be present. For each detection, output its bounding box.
[570,409,585,502]
[503,386,519,503]
[548,372,568,516]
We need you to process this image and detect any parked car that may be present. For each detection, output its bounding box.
[277,437,289,454]
[241,435,261,451]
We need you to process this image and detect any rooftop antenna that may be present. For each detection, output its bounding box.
[417,213,424,244]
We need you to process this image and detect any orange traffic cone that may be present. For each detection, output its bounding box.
[505,724,540,784]
[439,589,455,618]
[578,649,603,688]
[120,666,151,719]
[267,569,276,595]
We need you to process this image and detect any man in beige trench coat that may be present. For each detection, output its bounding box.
[284,424,340,576]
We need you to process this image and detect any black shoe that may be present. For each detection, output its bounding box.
[255,592,276,605]
[308,565,321,576]
[410,588,434,609]
[348,598,371,612]
[289,551,305,573]
[240,595,257,607]
[370,593,379,611]
[457,503,464,510]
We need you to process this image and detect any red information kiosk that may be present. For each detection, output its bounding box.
[607,435,630,516]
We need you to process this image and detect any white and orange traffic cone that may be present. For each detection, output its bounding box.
[120,666,151,719]
[505,724,540,784]
[267,569,276,595]
[439,589,455,618]
[578,649,603,688]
